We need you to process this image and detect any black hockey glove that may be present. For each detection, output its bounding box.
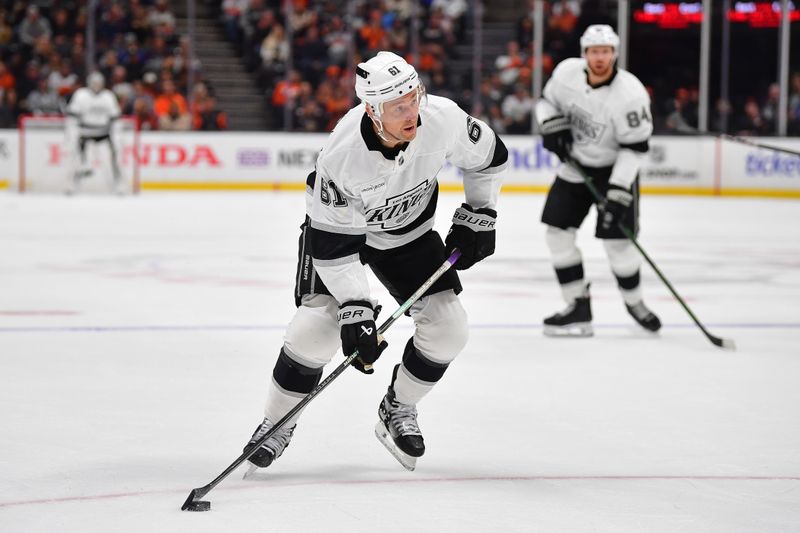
[540,115,572,162]
[445,203,497,270]
[600,185,633,231]
[337,300,388,375]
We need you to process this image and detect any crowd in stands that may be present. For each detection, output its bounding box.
[0,0,226,131]
[661,76,800,137]
[218,0,799,136]
[1,0,798,136]
[216,0,469,129]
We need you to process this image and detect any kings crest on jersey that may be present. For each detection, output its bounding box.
[307,94,506,265]
[538,57,653,184]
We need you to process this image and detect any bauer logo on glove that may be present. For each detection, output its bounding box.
[445,203,497,270]
[337,300,388,374]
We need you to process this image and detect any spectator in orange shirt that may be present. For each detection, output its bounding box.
[358,9,386,54]
[271,69,302,108]
[193,95,228,130]
[549,0,579,34]
[323,83,351,131]
[0,60,15,92]
[153,78,187,117]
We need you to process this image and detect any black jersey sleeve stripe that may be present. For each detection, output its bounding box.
[306,170,316,188]
[309,225,366,261]
[619,140,649,153]
[482,133,509,170]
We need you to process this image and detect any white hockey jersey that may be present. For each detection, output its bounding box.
[308,94,507,304]
[536,57,652,188]
[67,88,121,137]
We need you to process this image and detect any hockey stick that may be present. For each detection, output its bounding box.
[565,157,735,350]
[181,249,463,511]
[716,133,800,158]
[673,126,800,158]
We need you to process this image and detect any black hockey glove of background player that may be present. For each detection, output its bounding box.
[445,203,497,270]
[540,115,572,162]
[337,300,388,375]
[600,184,633,231]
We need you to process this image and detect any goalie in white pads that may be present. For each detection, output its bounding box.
[535,25,661,337]
[244,51,507,471]
[66,72,122,193]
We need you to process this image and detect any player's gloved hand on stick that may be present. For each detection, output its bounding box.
[445,203,497,270]
[540,115,572,162]
[600,185,633,231]
[337,300,388,374]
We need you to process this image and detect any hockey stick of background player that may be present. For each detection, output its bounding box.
[674,126,800,158]
[565,157,736,350]
[715,133,800,158]
[181,249,463,512]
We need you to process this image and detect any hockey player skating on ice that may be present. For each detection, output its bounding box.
[244,51,507,471]
[535,25,661,337]
[66,72,122,193]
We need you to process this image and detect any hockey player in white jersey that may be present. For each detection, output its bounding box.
[535,25,661,336]
[244,51,507,471]
[66,72,122,193]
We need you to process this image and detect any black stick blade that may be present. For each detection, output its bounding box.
[181,489,211,512]
[706,332,737,350]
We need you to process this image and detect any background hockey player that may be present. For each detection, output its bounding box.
[535,24,661,337]
[244,51,508,471]
[66,71,122,193]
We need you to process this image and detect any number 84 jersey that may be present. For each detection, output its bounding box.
[538,57,652,184]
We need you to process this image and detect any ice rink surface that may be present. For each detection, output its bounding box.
[1,190,799,532]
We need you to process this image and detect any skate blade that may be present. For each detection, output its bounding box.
[543,323,593,337]
[374,421,417,471]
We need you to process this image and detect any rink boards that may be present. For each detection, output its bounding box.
[0,129,798,197]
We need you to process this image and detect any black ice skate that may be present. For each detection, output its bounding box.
[626,301,662,332]
[543,288,593,337]
[242,417,295,471]
[375,385,424,471]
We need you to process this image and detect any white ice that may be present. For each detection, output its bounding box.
[1,191,799,532]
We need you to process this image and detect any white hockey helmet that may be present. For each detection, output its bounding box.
[580,24,620,57]
[355,51,422,118]
[88,71,105,92]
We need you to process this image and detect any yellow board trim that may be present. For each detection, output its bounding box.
[715,188,800,199]
[3,179,800,199]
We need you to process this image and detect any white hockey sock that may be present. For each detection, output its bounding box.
[263,377,306,427]
[392,363,434,406]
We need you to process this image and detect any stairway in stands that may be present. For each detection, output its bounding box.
[172,1,267,131]
[167,0,525,130]
[449,0,523,99]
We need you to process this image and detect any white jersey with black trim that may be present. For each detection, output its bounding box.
[536,57,652,188]
[67,88,121,137]
[308,94,507,304]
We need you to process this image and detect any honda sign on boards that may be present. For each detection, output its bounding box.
[1,129,799,195]
[137,132,327,184]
